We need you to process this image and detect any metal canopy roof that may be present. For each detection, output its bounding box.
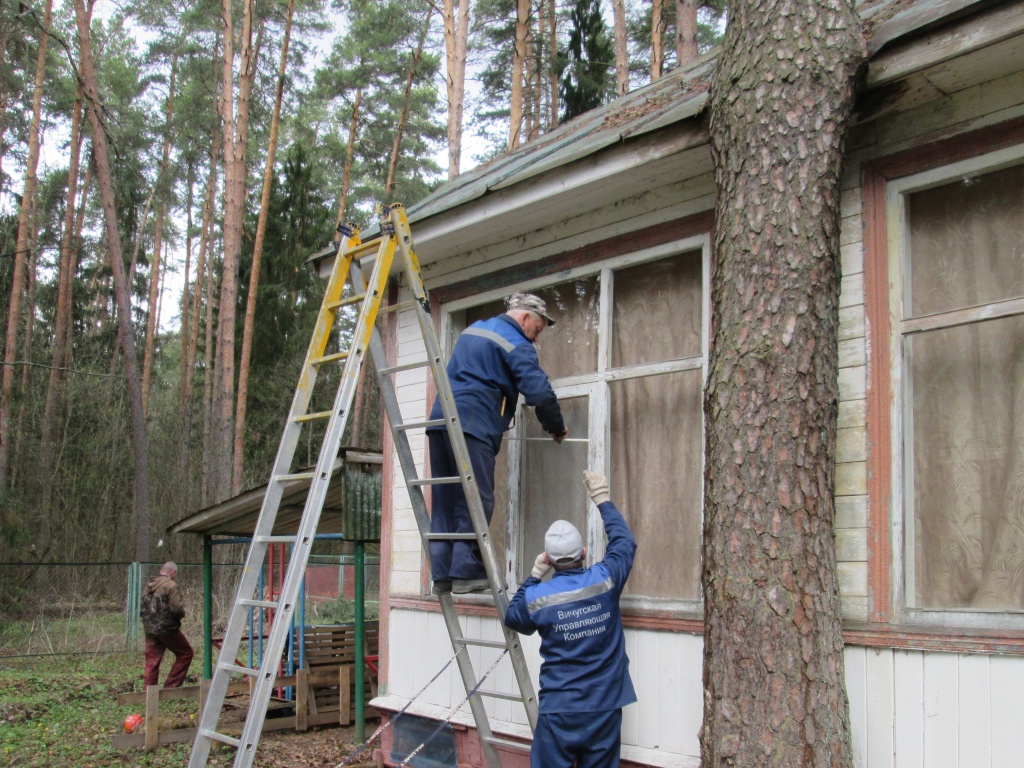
[168,450,383,540]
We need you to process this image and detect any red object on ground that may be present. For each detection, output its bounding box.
[124,714,144,734]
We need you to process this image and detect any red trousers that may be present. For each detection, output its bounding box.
[144,629,194,688]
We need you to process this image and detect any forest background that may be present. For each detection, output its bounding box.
[0,0,726,568]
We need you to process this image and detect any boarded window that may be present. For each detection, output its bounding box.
[449,246,707,606]
[903,162,1024,612]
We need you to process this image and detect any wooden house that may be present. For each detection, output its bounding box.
[313,0,1024,764]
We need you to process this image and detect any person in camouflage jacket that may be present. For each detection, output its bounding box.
[140,562,193,688]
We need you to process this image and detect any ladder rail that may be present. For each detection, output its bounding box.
[189,227,397,768]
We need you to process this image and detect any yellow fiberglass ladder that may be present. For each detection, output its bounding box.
[188,204,537,768]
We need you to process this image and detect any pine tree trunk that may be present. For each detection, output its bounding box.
[73,0,152,562]
[701,0,865,764]
[40,87,85,507]
[612,0,629,96]
[142,55,177,417]
[547,0,558,127]
[214,0,259,502]
[385,7,432,196]
[508,0,529,149]
[233,0,295,494]
[442,0,470,179]
[650,0,664,80]
[676,0,699,66]
[1,0,52,489]
[334,87,362,233]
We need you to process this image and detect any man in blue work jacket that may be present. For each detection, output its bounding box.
[505,470,638,768]
[427,292,568,595]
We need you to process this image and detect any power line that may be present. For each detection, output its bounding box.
[0,364,115,382]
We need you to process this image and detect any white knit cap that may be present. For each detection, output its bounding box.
[544,520,584,564]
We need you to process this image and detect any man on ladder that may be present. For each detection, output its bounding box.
[426,292,569,595]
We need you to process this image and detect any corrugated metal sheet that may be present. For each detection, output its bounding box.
[168,450,383,541]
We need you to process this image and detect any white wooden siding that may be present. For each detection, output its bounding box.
[386,609,1024,767]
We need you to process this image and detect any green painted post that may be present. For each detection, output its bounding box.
[204,536,213,679]
[354,541,365,742]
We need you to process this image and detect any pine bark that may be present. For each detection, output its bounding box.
[40,88,85,506]
[1,0,52,489]
[214,0,259,502]
[651,0,665,80]
[612,0,629,96]
[73,0,153,562]
[233,0,295,494]
[508,0,529,149]
[142,55,177,416]
[701,0,865,765]
[676,0,699,66]
[442,0,470,179]
[334,87,362,233]
[385,7,432,197]
[547,0,558,126]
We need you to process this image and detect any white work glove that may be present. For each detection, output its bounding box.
[583,470,610,505]
[531,552,552,580]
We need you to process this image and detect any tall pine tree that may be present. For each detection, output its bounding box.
[559,0,613,121]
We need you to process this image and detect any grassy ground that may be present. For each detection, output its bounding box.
[0,651,375,767]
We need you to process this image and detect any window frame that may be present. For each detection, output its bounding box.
[437,233,712,615]
[885,142,1024,631]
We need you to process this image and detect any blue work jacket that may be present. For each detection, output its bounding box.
[505,501,638,714]
[428,314,564,452]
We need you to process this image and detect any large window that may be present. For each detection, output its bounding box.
[443,237,710,610]
[890,150,1024,619]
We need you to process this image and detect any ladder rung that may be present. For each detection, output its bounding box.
[255,535,298,544]
[201,729,241,748]
[294,410,332,423]
[455,637,509,649]
[326,292,366,311]
[311,350,350,366]
[484,735,531,753]
[240,598,279,609]
[409,476,462,486]
[276,471,316,482]
[475,689,524,702]
[221,663,259,678]
[347,238,383,260]
[424,532,478,541]
[378,359,433,376]
[378,299,418,314]
[396,418,446,432]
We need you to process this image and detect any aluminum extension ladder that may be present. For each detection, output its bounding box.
[188,204,537,768]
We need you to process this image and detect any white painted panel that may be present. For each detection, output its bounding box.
[835,495,868,529]
[838,398,867,431]
[838,562,869,597]
[957,653,991,768]
[836,529,868,562]
[839,365,867,401]
[843,596,870,622]
[846,646,869,768]
[636,629,661,749]
[657,630,685,754]
[894,650,925,768]
[622,628,641,746]
[678,633,704,757]
[836,461,868,496]
[990,654,1024,767]
[923,653,958,768]
[839,305,866,342]
[837,425,868,463]
[841,272,866,308]
[841,240,865,276]
[865,648,895,768]
[839,337,867,370]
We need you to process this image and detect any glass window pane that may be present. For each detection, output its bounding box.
[907,315,1024,611]
[610,370,703,600]
[519,396,589,582]
[907,164,1024,318]
[613,251,702,368]
[532,278,600,380]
